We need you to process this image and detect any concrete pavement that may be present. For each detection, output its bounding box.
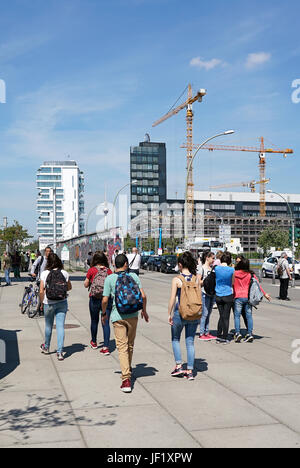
[1,271,300,448]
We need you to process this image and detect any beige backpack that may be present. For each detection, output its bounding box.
[178,275,202,321]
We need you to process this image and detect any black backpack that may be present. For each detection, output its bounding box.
[34,256,44,276]
[46,270,68,301]
[203,267,216,296]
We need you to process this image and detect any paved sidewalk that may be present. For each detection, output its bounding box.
[1,272,300,448]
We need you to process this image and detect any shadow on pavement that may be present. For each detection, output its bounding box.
[0,329,21,381]
[63,343,88,359]
[0,393,117,444]
[194,358,208,376]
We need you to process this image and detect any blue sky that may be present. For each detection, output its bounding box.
[0,0,300,235]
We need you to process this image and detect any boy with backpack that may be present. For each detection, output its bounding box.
[84,252,113,354]
[101,254,149,393]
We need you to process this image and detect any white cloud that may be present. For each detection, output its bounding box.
[245,52,271,69]
[190,57,223,71]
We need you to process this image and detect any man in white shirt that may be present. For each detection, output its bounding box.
[127,248,141,276]
[278,253,292,301]
[31,246,53,281]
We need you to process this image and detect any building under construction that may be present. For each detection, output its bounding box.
[129,143,299,251]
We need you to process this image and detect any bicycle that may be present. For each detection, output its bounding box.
[20,275,41,318]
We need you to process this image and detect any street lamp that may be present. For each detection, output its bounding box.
[184,130,235,244]
[86,204,103,235]
[112,180,138,229]
[267,189,296,287]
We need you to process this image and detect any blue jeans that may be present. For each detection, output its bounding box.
[200,293,215,336]
[5,268,11,285]
[171,307,199,370]
[44,300,68,353]
[234,298,253,336]
[89,296,111,348]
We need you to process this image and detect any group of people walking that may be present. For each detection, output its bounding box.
[1,249,44,286]
[35,245,272,393]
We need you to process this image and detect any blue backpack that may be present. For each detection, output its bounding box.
[115,272,143,315]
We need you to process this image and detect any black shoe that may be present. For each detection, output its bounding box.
[234,333,243,343]
[284,298,291,301]
[243,334,254,343]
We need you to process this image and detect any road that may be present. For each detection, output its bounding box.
[0,271,300,448]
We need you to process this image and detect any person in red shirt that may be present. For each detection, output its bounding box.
[234,258,271,343]
[84,251,113,354]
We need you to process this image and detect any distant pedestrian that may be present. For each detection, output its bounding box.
[30,252,37,266]
[198,251,217,341]
[112,250,119,268]
[127,248,141,276]
[234,258,271,343]
[2,252,11,286]
[277,253,292,301]
[87,252,93,268]
[102,254,149,393]
[168,252,202,380]
[11,251,21,279]
[31,246,53,281]
[39,253,72,361]
[84,251,113,354]
[215,252,235,344]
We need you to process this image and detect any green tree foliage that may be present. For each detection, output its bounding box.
[0,221,32,253]
[258,228,289,254]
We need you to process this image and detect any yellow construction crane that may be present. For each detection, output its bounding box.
[210,178,270,193]
[182,137,293,216]
[153,84,206,216]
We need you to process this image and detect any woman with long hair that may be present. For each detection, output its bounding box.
[39,253,72,361]
[168,251,201,381]
[84,251,113,355]
[234,258,271,343]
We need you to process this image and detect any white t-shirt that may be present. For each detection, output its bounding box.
[127,253,141,270]
[40,269,70,305]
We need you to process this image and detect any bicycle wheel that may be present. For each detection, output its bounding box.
[27,294,39,318]
[20,291,30,314]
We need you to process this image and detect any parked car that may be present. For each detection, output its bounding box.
[141,256,150,270]
[160,255,178,274]
[147,256,162,272]
[262,257,300,279]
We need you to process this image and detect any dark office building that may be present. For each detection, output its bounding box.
[130,140,167,211]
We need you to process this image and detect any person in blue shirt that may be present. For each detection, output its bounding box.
[215,252,235,344]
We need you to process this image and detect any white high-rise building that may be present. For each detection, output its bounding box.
[36,161,85,250]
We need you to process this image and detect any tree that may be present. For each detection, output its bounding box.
[0,221,32,253]
[26,240,39,252]
[258,227,289,255]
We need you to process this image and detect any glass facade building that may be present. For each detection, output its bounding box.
[130,141,166,210]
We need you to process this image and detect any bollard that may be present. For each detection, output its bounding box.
[272,268,276,285]
[0,339,6,364]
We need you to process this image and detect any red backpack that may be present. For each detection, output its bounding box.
[90,267,108,299]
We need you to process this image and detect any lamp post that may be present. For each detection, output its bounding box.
[184,131,235,245]
[112,181,138,230]
[86,204,102,235]
[267,189,296,287]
